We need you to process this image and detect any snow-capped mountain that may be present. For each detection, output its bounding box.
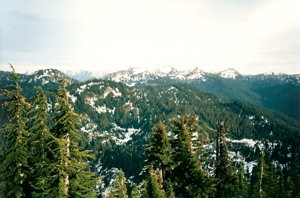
[64,70,107,82]
[218,68,241,79]
[103,66,208,86]
[102,67,300,121]
[104,67,299,85]
[0,68,298,193]
[29,69,71,85]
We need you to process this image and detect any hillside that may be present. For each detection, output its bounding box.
[0,68,299,196]
[103,67,300,121]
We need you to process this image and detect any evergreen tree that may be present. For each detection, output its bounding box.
[163,179,175,198]
[284,176,294,198]
[143,168,165,198]
[51,79,98,198]
[106,170,128,198]
[130,185,139,198]
[146,121,171,187]
[276,170,294,198]
[234,162,248,198]
[27,87,57,197]
[170,115,213,198]
[214,122,238,198]
[249,152,277,198]
[0,65,31,197]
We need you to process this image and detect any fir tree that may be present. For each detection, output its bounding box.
[234,162,248,198]
[170,115,212,198]
[130,185,139,198]
[146,121,171,187]
[106,170,128,198]
[51,79,98,198]
[249,152,277,198]
[0,65,31,197]
[214,122,238,198]
[27,87,57,197]
[163,179,175,198]
[143,168,165,198]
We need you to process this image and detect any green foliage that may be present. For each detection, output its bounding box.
[0,68,299,198]
[170,115,213,198]
[143,168,165,198]
[0,65,31,197]
[215,122,238,198]
[106,170,128,198]
[52,79,98,198]
[234,162,248,198]
[146,121,171,186]
[249,152,277,198]
[0,68,98,197]
[27,87,57,197]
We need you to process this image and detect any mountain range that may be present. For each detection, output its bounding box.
[102,67,300,121]
[0,67,299,191]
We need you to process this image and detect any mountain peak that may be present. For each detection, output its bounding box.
[219,68,241,79]
[155,66,177,74]
[30,68,72,85]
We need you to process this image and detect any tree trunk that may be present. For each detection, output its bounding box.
[259,154,264,198]
[65,134,70,195]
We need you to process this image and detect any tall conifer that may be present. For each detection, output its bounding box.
[0,65,31,197]
[28,87,57,197]
[146,121,171,187]
[249,152,277,198]
[214,122,238,198]
[106,170,128,198]
[52,79,98,198]
[143,168,165,198]
[170,115,212,198]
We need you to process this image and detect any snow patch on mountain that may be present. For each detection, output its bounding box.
[219,68,240,79]
[227,138,257,147]
[69,94,77,103]
[102,87,122,98]
[95,105,115,114]
[104,66,208,85]
[111,123,141,145]
[33,69,54,79]
[76,81,104,94]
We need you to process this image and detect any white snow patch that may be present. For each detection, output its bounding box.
[76,84,87,94]
[226,138,258,147]
[95,105,115,114]
[167,86,178,92]
[102,87,122,98]
[244,161,257,173]
[111,123,141,145]
[86,96,97,107]
[249,115,255,120]
[69,94,77,103]
[219,68,239,79]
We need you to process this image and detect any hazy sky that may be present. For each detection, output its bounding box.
[0,0,299,74]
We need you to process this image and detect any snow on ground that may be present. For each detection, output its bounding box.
[102,87,122,98]
[111,123,141,145]
[85,96,115,114]
[226,138,258,147]
[76,81,104,94]
[249,115,255,120]
[34,70,52,79]
[86,96,97,106]
[76,84,87,94]
[167,86,178,92]
[219,68,239,79]
[244,161,257,173]
[95,105,115,114]
[69,94,77,103]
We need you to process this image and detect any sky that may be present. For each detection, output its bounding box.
[0,0,299,74]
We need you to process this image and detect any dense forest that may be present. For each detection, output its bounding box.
[0,68,299,197]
